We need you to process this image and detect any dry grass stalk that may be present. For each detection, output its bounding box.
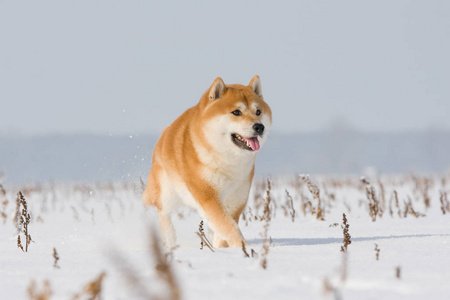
[252,179,266,213]
[17,235,24,252]
[395,266,401,279]
[284,189,295,222]
[251,249,258,258]
[17,191,32,252]
[393,190,402,218]
[72,271,107,300]
[374,244,380,261]
[403,197,424,218]
[109,253,153,299]
[242,207,257,226]
[378,180,386,212]
[14,191,20,232]
[340,213,351,253]
[361,177,382,221]
[241,241,250,257]
[388,190,395,217]
[322,277,342,300]
[367,185,380,221]
[299,174,324,220]
[71,206,80,222]
[260,178,272,269]
[261,177,273,221]
[195,220,214,252]
[440,191,450,214]
[341,251,348,283]
[412,175,431,209]
[421,177,431,209]
[0,184,8,224]
[84,272,107,300]
[28,280,53,300]
[260,241,269,270]
[300,195,313,216]
[151,228,181,300]
[53,248,60,268]
[1,209,6,224]
[295,177,314,216]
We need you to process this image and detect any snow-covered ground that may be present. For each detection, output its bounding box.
[1,174,449,300]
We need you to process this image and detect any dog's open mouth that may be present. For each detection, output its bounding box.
[231,134,261,151]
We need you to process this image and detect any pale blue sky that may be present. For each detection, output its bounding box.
[1,1,449,136]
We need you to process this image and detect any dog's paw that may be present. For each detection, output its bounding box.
[160,231,177,249]
[212,239,229,248]
[228,238,249,248]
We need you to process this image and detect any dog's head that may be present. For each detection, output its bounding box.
[199,75,272,156]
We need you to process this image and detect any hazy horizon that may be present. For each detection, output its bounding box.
[1,131,449,184]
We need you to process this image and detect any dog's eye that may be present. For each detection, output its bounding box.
[231,110,242,116]
[256,109,261,116]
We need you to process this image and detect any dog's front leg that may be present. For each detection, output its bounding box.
[204,202,246,248]
[210,200,248,248]
[189,183,247,248]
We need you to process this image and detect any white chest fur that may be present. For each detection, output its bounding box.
[196,142,255,202]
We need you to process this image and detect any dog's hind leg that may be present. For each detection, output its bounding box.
[143,164,178,248]
[143,163,162,208]
[158,211,177,248]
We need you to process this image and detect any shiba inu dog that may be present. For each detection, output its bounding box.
[143,75,272,248]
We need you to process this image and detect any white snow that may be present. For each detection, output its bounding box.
[1,174,449,299]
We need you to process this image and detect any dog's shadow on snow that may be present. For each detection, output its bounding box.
[249,233,450,247]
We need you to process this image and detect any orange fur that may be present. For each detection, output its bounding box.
[143,75,272,248]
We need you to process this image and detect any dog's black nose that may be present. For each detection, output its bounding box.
[253,123,265,135]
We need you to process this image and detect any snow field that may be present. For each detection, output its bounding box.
[1,174,449,300]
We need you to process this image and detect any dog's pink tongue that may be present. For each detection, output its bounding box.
[245,137,260,151]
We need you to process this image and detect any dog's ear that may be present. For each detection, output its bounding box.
[209,77,227,101]
[249,75,262,97]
